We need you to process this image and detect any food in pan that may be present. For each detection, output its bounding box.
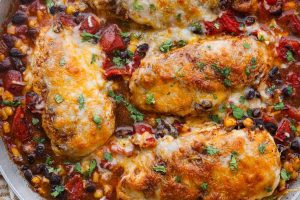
[0,0,299,199]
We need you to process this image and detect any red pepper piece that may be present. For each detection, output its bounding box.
[3,70,24,95]
[99,24,126,53]
[79,15,101,34]
[65,174,84,200]
[59,14,77,27]
[219,12,241,34]
[12,106,31,142]
[274,119,292,143]
[134,123,153,135]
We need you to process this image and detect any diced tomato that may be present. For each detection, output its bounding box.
[99,24,126,53]
[65,174,84,200]
[266,0,277,5]
[286,106,300,122]
[105,67,131,78]
[219,12,241,34]
[12,106,31,142]
[79,15,101,34]
[276,37,300,61]
[3,70,24,95]
[204,21,223,35]
[278,11,300,35]
[59,14,77,27]
[287,71,300,88]
[274,119,293,143]
[134,123,153,135]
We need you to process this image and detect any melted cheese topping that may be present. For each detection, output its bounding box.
[24,26,115,158]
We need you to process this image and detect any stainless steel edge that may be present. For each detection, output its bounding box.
[0,0,300,199]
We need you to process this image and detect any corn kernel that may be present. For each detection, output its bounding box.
[6,24,16,35]
[1,109,8,120]
[14,39,22,48]
[42,177,49,183]
[93,171,99,183]
[3,91,14,101]
[37,187,46,195]
[284,1,296,10]
[3,106,13,117]
[94,189,103,199]
[224,117,236,128]
[11,147,21,158]
[37,10,43,21]
[103,184,112,195]
[66,6,76,15]
[32,176,41,185]
[2,122,10,134]
[0,54,4,62]
[28,18,38,28]
[243,118,253,128]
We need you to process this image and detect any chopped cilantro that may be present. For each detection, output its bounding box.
[280,169,291,181]
[197,62,206,70]
[54,94,64,104]
[243,42,251,49]
[258,35,265,42]
[133,0,144,11]
[246,109,253,117]
[33,137,45,143]
[45,156,54,165]
[251,57,257,65]
[174,175,181,183]
[231,104,244,120]
[159,40,174,53]
[0,100,21,107]
[229,151,239,171]
[258,143,267,154]
[93,115,102,128]
[274,102,284,110]
[209,114,221,123]
[265,187,273,193]
[78,94,85,110]
[224,79,232,87]
[51,185,64,198]
[239,96,246,104]
[45,0,54,10]
[200,182,208,191]
[104,152,113,162]
[291,125,297,133]
[177,40,187,47]
[146,93,155,105]
[59,58,66,66]
[91,54,97,64]
[149,4,156,11]
[286,50,295,62]
[189,22,203,34]
[87,159,97,177]
[245,66,251,76]
[153,165,166,174]
[75,162,83,174]
[32,118,39,125]
[120,32,130,38]
[112,57,124,67]
[109,90,144,122]
[286,85,294,96]
[205,146,220,155]
[176,13,182,21]
[81,31,100,42]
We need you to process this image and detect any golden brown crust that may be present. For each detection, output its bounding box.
[129,36,273,116]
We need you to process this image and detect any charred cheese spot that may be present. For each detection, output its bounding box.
[24,26,115,158]
[129,36,273,116]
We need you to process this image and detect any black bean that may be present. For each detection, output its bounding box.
[12,11,28,25]
[19,0,34,4]
[11,57,26,72]
[50,173,61,185]
[268,67,279,79]
[0,57,13,72]
[219,0,233,10]
[137,43,149,53]
[9,48,26,57]
[291,137,300,153]
[245,16,256,26]
[27,28,39,38]
[86,182,96,193]
[264,122,278,135]
[2,34,15,49]
[155,119,178,139]
[24,169,33,181]
[252,108,261,118]
[282,86,293,97]
[27,154,35,164]
[244,87,256,100]
[35,143,45,156]
[254,118,264,129]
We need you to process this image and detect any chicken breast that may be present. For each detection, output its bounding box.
[129,36,273,116]
[24,26,115,158]
[88,0,219,29]
[94,122,280,200]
